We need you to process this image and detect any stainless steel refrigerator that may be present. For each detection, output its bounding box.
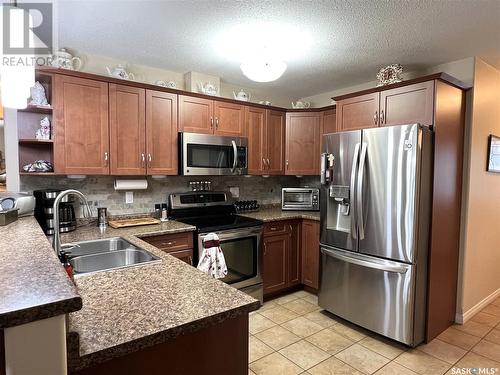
[318,123,433,346]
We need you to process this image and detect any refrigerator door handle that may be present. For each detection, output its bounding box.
[321,247,408,274]
[350,143,361,239]
[357,142,368,239]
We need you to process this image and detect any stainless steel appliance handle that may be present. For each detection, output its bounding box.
[231,140,238,173]
[350,143,361,240]
[356,142,368,240]
[320,153,328,185]
[321,247,408,274]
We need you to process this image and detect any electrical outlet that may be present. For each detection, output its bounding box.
[229,186,240,198]
[125,191,133,204]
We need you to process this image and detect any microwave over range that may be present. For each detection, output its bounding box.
[179,132,248,175]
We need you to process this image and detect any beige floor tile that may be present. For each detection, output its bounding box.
[358,335,405,359]
[394,349,451,375]
[279,340,331,370]
[330,322,367,342]
[258,301,278,313]
[302,293,319,305]
[274,293,301,305]
[484,328,500,345]
[255,325,301,351]
[416,338,467,364]
[452,320,492,337]
[290,290,311,298]
[471,311,500,327]
[249,336,274,363]
[437,326,482,350]
[283,299,319,315]
[482,304,500,317]
[249,369,256,375]
[282,316,324,338]
[249,313,277,334]
[374,362,418,375]
[305,329,354,355]
[303,310,338,328]
[335,343,390,374]
[249,352,303,375]
[491,297,500,307]
[260,305,299,324]
[308,356,363,375]
[446,352,500,374]
[471,339,500,362]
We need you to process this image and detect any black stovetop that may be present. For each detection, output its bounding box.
[175,214,262,233]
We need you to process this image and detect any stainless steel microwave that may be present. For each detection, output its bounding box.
[179,132,248,175]
[282,188,320,211]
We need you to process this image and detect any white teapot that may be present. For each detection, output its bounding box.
[106,64,135,80]
[233,89,250,101]
[198,82,218,96]
[50,48,82,71]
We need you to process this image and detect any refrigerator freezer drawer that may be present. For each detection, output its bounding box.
[318,246,421,346]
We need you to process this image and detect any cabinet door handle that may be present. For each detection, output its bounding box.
[215,118,219,129]
[380,110,385,125]
[148,154,152,168]
[266,158,270,167]
[188,255,193,265]
[270,227,277,231]
[264,243,267,255]
[161,241,177,247]
[104,152,109,166]
[141,153,146,167]
[374,111,378,125]
[262,158,266,169]
[210,117,214,129]
[286,160,289,169]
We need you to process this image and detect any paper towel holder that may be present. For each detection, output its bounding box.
[114,178,148,191]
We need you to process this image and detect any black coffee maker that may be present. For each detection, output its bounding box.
[33,189,77,235]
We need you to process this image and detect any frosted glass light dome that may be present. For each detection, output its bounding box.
[240,59,287,82]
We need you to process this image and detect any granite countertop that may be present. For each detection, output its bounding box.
[240,206,320,222]
[61,222,259,371]
[0,217,81,328]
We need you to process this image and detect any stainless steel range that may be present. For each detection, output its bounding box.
[169,191,263,303]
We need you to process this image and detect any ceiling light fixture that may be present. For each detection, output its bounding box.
[240,59,287,83]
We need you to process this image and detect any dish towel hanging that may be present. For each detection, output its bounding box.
[197,233,228,279]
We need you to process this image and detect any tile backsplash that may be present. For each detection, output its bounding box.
[20,175,307,217]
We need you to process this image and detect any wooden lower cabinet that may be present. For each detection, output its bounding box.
[263,220,303,296]
[301,220,320,290]
[140,232,194,266]
[170,249,194,265]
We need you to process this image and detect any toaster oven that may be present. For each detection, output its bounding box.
[282,188,320,211]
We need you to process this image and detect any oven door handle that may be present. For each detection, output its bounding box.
[231,140,238,173]
[199,227,263,242]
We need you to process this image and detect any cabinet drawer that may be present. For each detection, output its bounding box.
[264,221,292,236]
[142,232,193,252]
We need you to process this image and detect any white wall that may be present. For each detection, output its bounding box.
[299,57,474,107]
[66,49,297,108]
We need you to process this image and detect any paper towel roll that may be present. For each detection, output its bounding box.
[114,179,148,190]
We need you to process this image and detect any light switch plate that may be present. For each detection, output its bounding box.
[125,191,133,204]
[229,187,240,198]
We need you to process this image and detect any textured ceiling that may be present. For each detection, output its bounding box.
[56,0,500,98]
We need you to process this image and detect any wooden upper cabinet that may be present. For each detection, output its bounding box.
[337,92,380,131]
[109,84,146,175]
[146,90,178,175]
[214,101,245,136]
[246,106,266,175]
[266,110,285,174]
[263,233,288,295]
[285,112,321,175]
[178,95,213,134]
[53,75,109,175]
[380,81,434,126]
[301,220,320,290]
[321,109,336,135]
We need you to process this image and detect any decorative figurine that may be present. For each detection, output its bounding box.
[29,81,49,107]
[376,64,403,86]
[35,117,51,140]
[198,82,218,96]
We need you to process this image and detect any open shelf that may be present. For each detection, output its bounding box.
[19,139,53,144]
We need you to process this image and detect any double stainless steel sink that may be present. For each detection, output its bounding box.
[63,237,161,275]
